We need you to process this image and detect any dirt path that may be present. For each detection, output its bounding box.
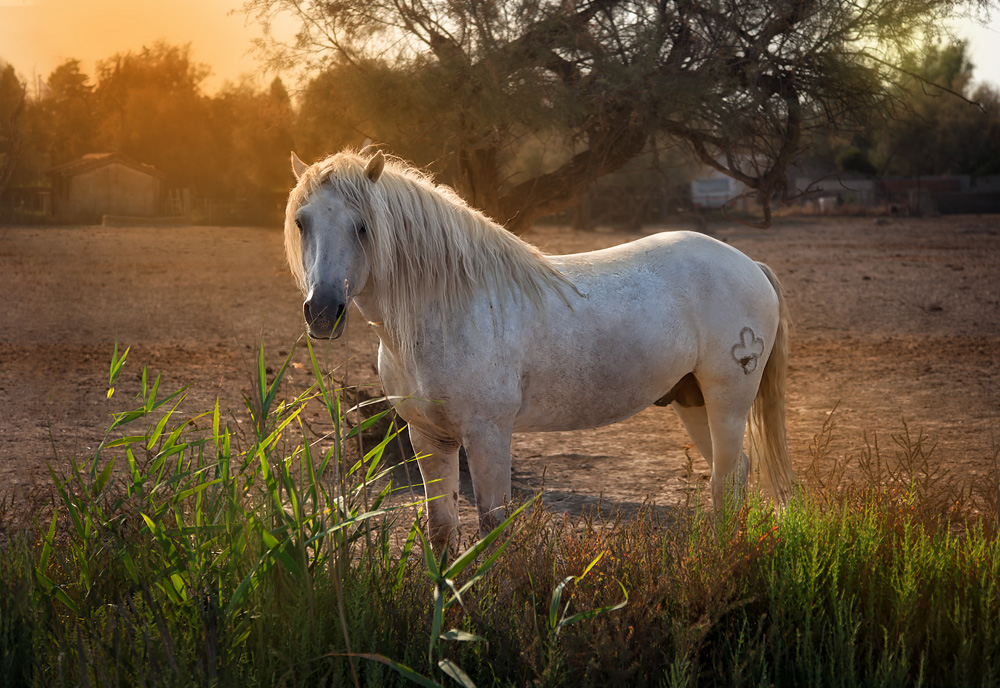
[1,217,997,526]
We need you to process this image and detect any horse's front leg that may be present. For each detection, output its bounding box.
[462,422,513,538]
[409,428,461,553]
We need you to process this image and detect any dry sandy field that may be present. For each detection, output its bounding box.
[1,215,998,524]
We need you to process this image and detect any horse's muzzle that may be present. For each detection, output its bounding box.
[303,298,347,339]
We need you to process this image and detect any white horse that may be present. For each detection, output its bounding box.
[285,148,795,550]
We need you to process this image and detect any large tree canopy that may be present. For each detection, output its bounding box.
[244,0,996,231]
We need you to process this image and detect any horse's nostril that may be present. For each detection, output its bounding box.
[303,298,346,336]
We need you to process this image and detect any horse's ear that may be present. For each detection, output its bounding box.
[291,152,308,180]
[365,150,385,183]
[359,138,374,157]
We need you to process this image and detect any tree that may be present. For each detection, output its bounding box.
[965,85,1000,176]
[836,148,877,177]
[877,41,1000,177]
[205,76,296,198]
[94,42,214,189]
[41,60,98,166]
[244,0,997,232]
[0,62,26,197]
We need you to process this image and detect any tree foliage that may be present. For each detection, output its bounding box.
[93,42,216,190]
[206,76,296,197]
[37,60,98,167]
[879,42,1000,177]
[244,0,997,231]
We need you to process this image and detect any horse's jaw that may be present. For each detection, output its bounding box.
[350,292,382,331]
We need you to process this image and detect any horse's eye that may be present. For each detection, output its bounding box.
[295,218,304,233]
[357,223,367,238]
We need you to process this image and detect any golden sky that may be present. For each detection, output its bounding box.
[0,0,276,93]
[1,0,998,95]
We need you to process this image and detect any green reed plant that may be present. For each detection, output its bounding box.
[25,338,424,686]
[0,539,35,688]
[353,499,536,688]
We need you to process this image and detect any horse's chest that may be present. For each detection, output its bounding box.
[376,340,522,434]
[376,357,453,435]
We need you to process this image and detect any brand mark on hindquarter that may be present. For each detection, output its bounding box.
[732,327,765,375]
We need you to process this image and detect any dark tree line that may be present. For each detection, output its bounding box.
[881,42,1000,178]
[3,6,1000,227]
[0,43,295,207]
[803,41,1000,182]
[0,62,27,197]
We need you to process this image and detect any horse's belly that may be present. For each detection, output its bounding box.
[512,318,695,432]
[513,385,661,432]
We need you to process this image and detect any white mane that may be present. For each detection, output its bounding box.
[285,149,574,359]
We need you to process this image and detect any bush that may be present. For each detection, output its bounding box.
[837,149,878,177]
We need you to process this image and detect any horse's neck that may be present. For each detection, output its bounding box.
[354,273,462,365]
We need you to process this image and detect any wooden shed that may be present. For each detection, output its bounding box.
[48,153,166,220]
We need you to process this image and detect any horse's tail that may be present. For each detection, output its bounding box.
[749,262,796,506]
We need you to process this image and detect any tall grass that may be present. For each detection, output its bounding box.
[1,342,998,686]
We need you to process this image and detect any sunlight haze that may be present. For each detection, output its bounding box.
[0,0,276,93]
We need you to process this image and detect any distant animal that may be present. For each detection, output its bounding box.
[284,147,795,551]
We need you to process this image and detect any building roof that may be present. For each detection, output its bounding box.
[48,152,167,179]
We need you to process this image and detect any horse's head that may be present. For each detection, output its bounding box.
[285,149,385,339]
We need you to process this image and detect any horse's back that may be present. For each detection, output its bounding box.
[552,230,764,285]
[548,231,778,338]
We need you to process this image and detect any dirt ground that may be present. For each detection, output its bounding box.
[1,215,998,527]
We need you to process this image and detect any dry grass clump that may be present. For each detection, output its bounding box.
[806,405,1000,536]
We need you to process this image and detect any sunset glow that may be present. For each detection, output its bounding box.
[0,0,272,93]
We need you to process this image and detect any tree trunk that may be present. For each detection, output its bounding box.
[455,144,503,223]
[498,112,648,235]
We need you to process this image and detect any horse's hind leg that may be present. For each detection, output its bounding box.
[672,403,714,467]
[695,388,755,513]
[672,403,750,500]
[410,428,461,552]
[707,409,752,513]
